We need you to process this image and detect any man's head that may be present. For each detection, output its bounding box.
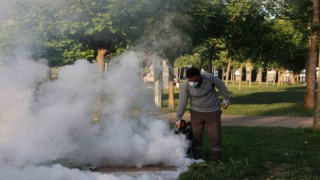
[186,67,201,87]
[186,67,200,81]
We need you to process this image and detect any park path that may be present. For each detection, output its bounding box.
[153,112,313,128]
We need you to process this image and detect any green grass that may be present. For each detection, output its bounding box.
[179,126,320,179]
[161,82,318,179]
[162,82,314,117]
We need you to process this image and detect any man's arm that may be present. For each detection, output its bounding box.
[211,75,230,100]
[176,82,189,120]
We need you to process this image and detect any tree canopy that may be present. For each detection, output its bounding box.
[0,0,313,73]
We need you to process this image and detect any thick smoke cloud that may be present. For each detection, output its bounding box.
[0,52,192,179]
[0,0,196,179]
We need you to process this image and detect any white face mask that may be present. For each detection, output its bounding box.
[188,82,199,87]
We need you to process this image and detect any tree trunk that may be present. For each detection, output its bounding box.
[280,72,283,86]
[154,57,163,108]
[177,68,181,84]
[258,68,262,87]
[246,63,252,88]
[273,69,277,86]
[96,49,108,76]
[277,70,281,86]
[305,0,319,109]
[168,60,175,110]
[222,67,226,81]
[314,51,320,129]
[294,74,297,84]
[238,63,243,91]
[296,74,300,84]
[281,70,285,86]
[92,48,108,123]
[231,67,235,84]
[225,59,232,87]
[314,52,320,129]
[248,66,252,88]
[50,67,58,80]
[266,68,269,87]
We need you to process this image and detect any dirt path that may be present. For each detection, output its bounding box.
[92,166,177,176]
[153,112,313,128]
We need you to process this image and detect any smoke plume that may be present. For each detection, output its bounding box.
[0,0,196,179]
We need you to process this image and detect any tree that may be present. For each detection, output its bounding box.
[263,0,313,107]
[10,0,154,66]
[223,0,270,90]
[313,0,320,129]
[0,20,17,57]
[306,0,320,109]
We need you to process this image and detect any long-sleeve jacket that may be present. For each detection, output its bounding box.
[176,73,230,120]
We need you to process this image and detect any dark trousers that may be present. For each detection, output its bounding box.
[190,109,222,161]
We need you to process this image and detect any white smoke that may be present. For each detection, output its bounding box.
[0,0,196,178]
[0,163,197,180]
[0,164,123,180]
[0,51,193,179]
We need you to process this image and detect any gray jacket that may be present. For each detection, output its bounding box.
[176,73,230,120]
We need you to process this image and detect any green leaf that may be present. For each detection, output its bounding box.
[94,24,104,32]
[70,29,77,35]
[110,27,117,34]
[85,28,94,35]
[146,18,154,24]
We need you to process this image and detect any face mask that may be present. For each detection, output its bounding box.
[188,82,199,87]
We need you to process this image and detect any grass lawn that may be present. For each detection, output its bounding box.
[161,82,319,179]
[162,82,314,117]
[179,126,320,179]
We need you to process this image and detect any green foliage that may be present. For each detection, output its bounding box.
[223,0,270,62]
[263,0,312,27]
[175,53,201,68]
[0,0,311,71]
[262,19,308,73]
[188,0,227,46]
[174,37,229,69]
[11,0,144,64]
[0,20,17,57]
[45,39,95,66]
[195,38,229,69]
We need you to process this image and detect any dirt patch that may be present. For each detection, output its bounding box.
[91,165,178,176]
[264,162,289,179]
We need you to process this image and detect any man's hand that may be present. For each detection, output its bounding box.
[221,99,230,109]
[176,119,181,127]
[174,119,182,134]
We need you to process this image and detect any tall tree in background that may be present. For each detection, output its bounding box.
[223,0,269,90]
[263,0,312,107]
[306,0,320,109]
[313,0,320,129]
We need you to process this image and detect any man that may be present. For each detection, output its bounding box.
[176,67,230,162]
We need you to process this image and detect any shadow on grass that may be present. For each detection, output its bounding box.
[231,86,305,105]
[255,104,314,117]
[161,86,312,117]
[162,92,180,100]
[162,92,180,108]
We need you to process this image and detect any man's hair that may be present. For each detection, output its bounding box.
[186,67,200,78]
